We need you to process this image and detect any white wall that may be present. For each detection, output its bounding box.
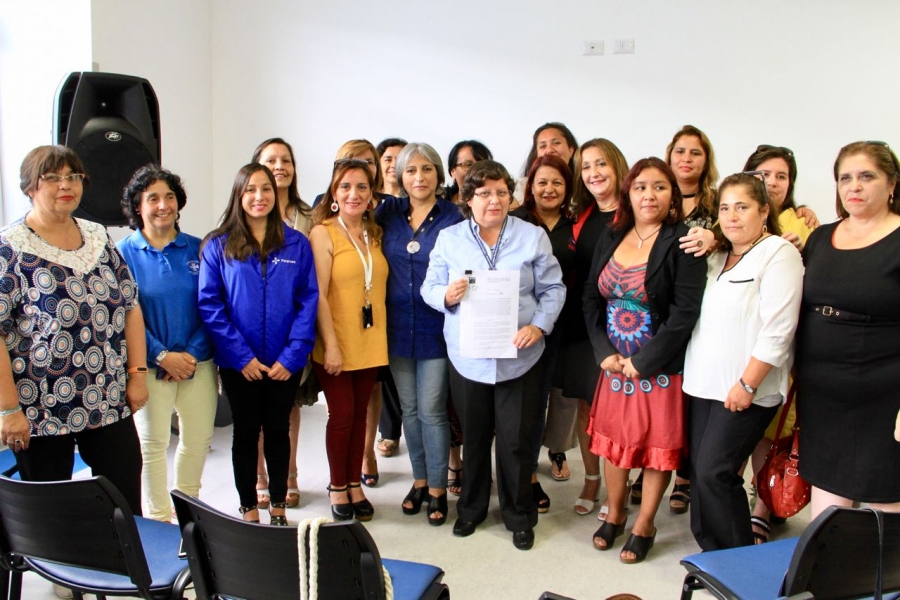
[0,0,93,223]
[209,0,900,226]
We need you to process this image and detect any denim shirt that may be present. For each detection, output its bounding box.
[421,216,566,384]
[377,196,463,359]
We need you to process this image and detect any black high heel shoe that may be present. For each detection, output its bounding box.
[427,492,448,526]
[347,483,374,522]
[269,502,289,526]
[327,485,353,521]
[593,518,626,551]
[402,485,429,515]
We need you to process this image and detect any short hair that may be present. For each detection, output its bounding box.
[251,137,309,216]
[715,173,782,253]
[458,160,516,219]
[19,145,90,198]
[521,122,578,177]
[520,155,574,224]
[121,164,188,230]
[376,138,407,156]
[572,138,629,218]
[614,157,684,231]
[832,141,900,219]
[743,145,798,213]
[665,124,719,216]
[203,164,284,261]
[314,160,383,244]
[335,139,383,193]
[394,143,446,198]
[446,140,493,198]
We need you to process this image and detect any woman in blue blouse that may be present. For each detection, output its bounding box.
[118,165,217,522]
[423,160,565,550]
[198,163,318,525]
[377,142,463,526]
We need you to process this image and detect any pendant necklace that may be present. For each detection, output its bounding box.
[406,206,436,254]
[634,225,662,249]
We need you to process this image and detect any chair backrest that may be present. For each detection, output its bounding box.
[0,475,153,590]
[171,490,386,600]
[782,506,900,599]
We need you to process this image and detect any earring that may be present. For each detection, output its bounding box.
[669,207,677,217]
[330,201,339,213]
[890,194,895,206]
[367,200,373,210]
[763,224,768,234]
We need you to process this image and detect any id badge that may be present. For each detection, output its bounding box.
[362,304,374,329]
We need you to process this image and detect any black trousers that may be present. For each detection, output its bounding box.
[377,367,403,440]
[220,369,300,508]
[449,361,541,532]
[689,396,778,551]
[15,416,143,515]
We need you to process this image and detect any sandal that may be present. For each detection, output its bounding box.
[239,505,260,523]
[269,502,289,527]
[361,472,379,487]
[327,485,353,521]
[669,482,691,514]
[427,492,448,526]
[630,472,643,505]
[402,485,429,515]
[548,451,570,481]
[532,481,550,514]
[285,471,300,508]
[574,474,601,516]
[620,529,657,564]
[256,474,270,510]
[592,518,626,551]
[751,515,770,544]
[447,467,463,496]
[377,438,397,457]
[347,483,374,521]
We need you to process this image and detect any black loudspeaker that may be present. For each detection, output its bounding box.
[54,72,161,226]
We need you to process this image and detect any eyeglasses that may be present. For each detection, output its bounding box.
[742,170,766,179]
[755,144,794,158]
[40,173,85,184]
[454,161,475,170]
[473,189,511,201]
[334,158,372,168]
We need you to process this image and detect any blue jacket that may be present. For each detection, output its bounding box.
[198,226,318,374]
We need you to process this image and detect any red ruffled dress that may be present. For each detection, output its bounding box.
[588,259,685,471]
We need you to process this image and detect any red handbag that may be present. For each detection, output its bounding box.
[756,382,811,519]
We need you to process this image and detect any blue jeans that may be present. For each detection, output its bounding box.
[389,355,450,488]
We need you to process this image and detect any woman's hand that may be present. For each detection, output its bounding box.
[158,352,197,382]
[795,206,820,229]
[241,358,270,381]
[621,357,641,379]
[267,361,292,381]
[781,231,802,250]
[600,353,625,373]
[0,410,30,452]
[724,382,754,413]
[679,227,715,257]
[323,345,343,376]
[126,375,149,413]
[513,324,543,349]
[444,277,469,308]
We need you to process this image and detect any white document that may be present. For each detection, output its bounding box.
[459,269,520,359]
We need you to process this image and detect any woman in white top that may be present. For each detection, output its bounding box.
[683,172,804,550]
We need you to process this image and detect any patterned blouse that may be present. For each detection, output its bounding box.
[0,218,138,436]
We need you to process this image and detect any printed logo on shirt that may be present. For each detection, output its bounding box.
[272,256,297,266]
[186,260,200,275]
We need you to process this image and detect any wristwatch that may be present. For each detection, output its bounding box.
[739,378,757,394]
[156,350,168,364]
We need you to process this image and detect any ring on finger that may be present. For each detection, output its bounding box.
[696,240,703,248]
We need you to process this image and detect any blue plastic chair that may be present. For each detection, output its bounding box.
[680,506,900,600]
[171,490,448,600]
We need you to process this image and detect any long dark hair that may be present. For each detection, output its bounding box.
[251,137,311,220]
[743,145,798,213]
[714,173,782,253]
[203,163,285,261]
[521,122,577,177]
[520,155,573,225]
[613,157,684,231]
[571,138,629,218]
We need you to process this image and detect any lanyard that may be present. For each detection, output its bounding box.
[468,216,508,271]
[337,216,373,305]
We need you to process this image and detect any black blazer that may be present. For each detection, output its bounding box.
[582,221,706,376]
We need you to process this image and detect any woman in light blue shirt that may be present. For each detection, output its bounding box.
[422,160,565,550]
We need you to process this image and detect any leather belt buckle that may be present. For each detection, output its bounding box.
[822,306,833,316]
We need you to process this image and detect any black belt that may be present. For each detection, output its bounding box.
[809,305,889,324]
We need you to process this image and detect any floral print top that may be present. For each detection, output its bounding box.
[0,218,138,436]
[599,258,651,358]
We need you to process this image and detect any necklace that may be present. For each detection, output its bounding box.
[682,192,699,199]
[634,225,662,249]
[729,231,767,256]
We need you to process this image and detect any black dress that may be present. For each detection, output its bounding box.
[796,222,900,502]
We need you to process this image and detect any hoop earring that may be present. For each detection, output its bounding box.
[330,201,339,213]
[763,224,768,234]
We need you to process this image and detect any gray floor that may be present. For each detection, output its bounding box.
[17,398,811,599]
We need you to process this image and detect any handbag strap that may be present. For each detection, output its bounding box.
[771,381,797,445]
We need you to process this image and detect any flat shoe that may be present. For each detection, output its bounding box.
[453,519,478,537]
[620,530,656,564]
[402,485,429,515]
[593,518,626,551]
[532,481,550,514]
[512,528,535,550]
[548,451,570,481]
[669,482,690,514]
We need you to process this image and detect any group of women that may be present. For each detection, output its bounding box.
[0,125,896,561]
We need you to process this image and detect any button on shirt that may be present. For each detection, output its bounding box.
[117,230,212,366]
[377,196,463,359]
[421,216,566,384]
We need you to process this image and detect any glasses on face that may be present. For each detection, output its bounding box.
[454,161,475,170]
[40,173,85,184]
[755,144,794,158]
[473,189,511,201]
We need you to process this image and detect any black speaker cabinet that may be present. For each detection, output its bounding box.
[54,72,161,226]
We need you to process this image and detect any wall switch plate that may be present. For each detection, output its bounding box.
[612,39,635,54]
[582,41,604,56]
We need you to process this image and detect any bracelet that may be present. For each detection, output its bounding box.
[0,405,22,417]
[127,366,149,375]
[739,378,757,394]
